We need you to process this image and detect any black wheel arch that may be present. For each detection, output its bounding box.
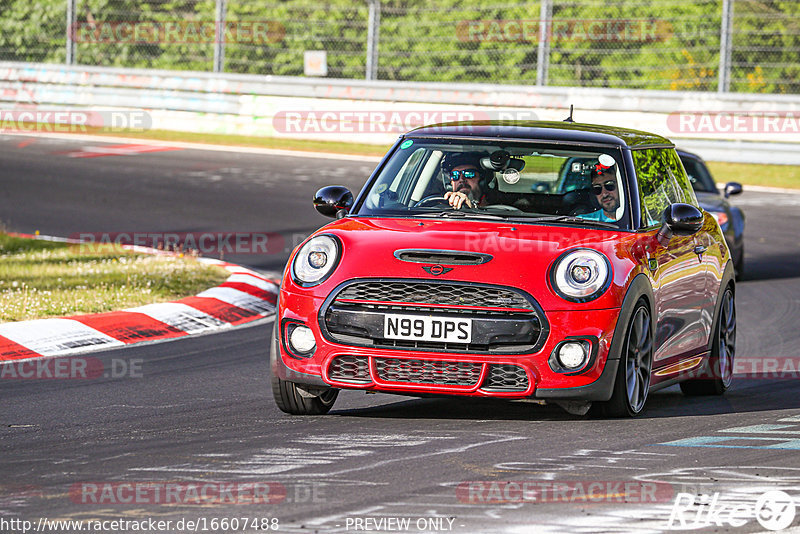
[607,273,656,362]
[536,272,655,402]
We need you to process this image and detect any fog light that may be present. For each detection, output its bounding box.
[289,325,316,354]
[558,342,588,369]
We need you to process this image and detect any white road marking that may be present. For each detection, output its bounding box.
[124,302,228,334]
[195,286,275,314]
[0,319,123,356]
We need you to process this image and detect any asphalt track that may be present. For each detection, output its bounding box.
[2,134,800,533]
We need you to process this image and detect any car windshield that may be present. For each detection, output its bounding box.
[681,156,717,193]
[356,139,628,228]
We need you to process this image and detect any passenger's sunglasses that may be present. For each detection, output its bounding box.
[450,169,478,181]
[592,180,617,195]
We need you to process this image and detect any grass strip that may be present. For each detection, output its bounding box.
[0,233,230,323]
[18,124,800,189]
[91,128,800,190]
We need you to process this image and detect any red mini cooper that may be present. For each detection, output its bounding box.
[270,121,736,417]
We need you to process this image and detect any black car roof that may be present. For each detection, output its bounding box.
[676,148,703,161]
[407,120,674,149]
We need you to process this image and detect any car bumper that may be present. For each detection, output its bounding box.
[273,285,623,402]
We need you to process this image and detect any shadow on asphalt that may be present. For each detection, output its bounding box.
[330,379,800,421]
[739,254,800,282]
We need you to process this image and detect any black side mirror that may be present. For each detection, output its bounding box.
[724,182,743,198]
[313,186,354,218]
[662,203,704,236]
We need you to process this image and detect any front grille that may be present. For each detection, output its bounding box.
[322,280,548,355]
[375,358,483,386]
[336,281,532,309]
[328,355,370,383]
[481,364,529,392]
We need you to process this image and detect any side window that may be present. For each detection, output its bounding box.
[663,150,699,207]
[633,148,684,227]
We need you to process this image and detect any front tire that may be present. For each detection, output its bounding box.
[597,301,653,417]
[272,374,339,415]
[681,286,735,396]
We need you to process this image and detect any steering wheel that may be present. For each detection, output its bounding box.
[414,195,452,208]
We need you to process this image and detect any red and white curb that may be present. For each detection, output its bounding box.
[0,236,279,362]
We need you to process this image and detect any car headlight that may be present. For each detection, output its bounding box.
[550,248,611,302]
[291,235,341,286]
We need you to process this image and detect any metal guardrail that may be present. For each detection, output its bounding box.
[1,61,799,164]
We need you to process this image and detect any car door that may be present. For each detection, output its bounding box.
[633,148,708,369]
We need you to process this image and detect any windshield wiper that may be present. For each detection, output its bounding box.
[527,215,620,229]
[413,210,504,220]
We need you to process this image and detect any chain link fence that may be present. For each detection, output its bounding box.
[0,0,797,93]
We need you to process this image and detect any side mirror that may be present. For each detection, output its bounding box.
[314,186,354,218]
[662,203,704,236]
[724,182,743,198]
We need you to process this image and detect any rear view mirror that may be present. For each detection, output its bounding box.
[724,182,743,198]
[662,203,703,236]
[314,186,354,218]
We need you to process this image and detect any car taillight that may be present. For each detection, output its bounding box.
[710,211,729,227]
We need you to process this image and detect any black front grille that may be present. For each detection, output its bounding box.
[328,355,370,383]
[375,358,483,386]
[322,279,548,355]
[336,281,533,309]
[481,364,529,392]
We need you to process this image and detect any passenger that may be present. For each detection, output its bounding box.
[581,160,620,222]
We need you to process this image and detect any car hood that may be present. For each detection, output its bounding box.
[297,216,641,310]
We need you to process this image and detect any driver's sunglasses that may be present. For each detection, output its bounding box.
[450,169,478,181]
[592,180,617,195]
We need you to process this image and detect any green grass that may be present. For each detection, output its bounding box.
[706,161,800,190]
[83,126,390,157]
[0,234,230,323]
[31,123,800,189]
[99,128,800,189]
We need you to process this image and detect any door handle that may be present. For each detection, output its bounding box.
[694,245,707,255]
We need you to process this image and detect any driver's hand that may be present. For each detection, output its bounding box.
[444,191,473,209]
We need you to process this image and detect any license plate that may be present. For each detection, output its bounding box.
[383,314,472,344]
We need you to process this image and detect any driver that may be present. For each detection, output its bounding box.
[441,152,493,209]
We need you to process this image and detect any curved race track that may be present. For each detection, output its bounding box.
[2,134,800,534]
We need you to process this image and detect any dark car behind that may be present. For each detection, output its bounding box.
[678,149,745,278]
